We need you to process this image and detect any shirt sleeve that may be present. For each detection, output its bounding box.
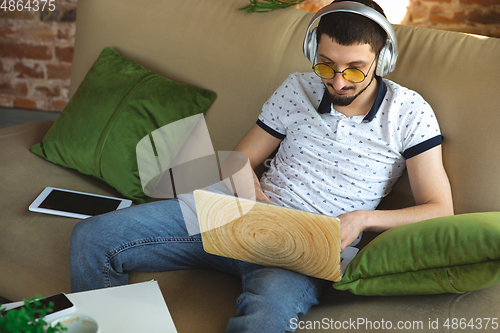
[401,93,443,159]
[256,74,298,140]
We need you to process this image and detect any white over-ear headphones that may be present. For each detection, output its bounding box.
[303,1,399,77]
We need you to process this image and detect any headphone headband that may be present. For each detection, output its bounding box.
[303,1,399,77]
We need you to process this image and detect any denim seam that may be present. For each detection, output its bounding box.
[103,237,202,288]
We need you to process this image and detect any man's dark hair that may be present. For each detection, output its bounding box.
[316,0,388,55]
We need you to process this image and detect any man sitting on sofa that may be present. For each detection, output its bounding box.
[70,0,453,331]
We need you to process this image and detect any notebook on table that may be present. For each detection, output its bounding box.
[193,189,343,282]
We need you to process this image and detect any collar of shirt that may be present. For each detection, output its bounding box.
[317,76,387,122]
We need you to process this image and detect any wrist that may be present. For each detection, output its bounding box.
[362,210,387,232]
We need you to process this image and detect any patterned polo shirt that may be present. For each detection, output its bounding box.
[256,72,442,217]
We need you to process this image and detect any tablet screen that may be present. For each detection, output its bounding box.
[39,189,122,216]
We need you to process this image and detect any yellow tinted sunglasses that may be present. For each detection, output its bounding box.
[312,56,377,83]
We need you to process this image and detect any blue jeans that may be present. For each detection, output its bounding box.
[70,196,330,332]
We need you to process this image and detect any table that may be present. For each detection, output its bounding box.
[3,281,178,332]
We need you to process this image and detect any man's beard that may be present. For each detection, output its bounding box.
[327,76,374,107]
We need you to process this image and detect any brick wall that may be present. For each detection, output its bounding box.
[0,0,498,113]
[296,0,500,37]
[0,0,76,111]
[402,0,500,37]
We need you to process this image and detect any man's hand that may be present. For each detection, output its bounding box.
[256,191,275,205]
[251,167,276,205]
[337,210,367,253]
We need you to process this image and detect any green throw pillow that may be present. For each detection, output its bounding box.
[334,212,500,296]
[31,47,216,203]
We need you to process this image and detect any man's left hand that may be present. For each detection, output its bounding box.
[337,210,368,253]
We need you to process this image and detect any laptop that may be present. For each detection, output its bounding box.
[193,189,343,282]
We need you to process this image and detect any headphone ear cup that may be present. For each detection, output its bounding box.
[305,28,318,64]
[376,40,392,77]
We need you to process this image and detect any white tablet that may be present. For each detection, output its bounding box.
[29,187,133,219]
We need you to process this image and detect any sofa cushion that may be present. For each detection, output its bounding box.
[30,47,217,203]
[334,213,500,296]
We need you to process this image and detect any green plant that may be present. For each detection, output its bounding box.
[0,296,67,333]
[239,0,306,14]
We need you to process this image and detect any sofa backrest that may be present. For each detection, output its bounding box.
[70,0,500,215]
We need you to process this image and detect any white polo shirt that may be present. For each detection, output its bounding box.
[257,72,442,217]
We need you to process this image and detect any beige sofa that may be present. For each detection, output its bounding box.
[1,0,500,331]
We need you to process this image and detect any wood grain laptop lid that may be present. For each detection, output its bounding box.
[193,189,342,282]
